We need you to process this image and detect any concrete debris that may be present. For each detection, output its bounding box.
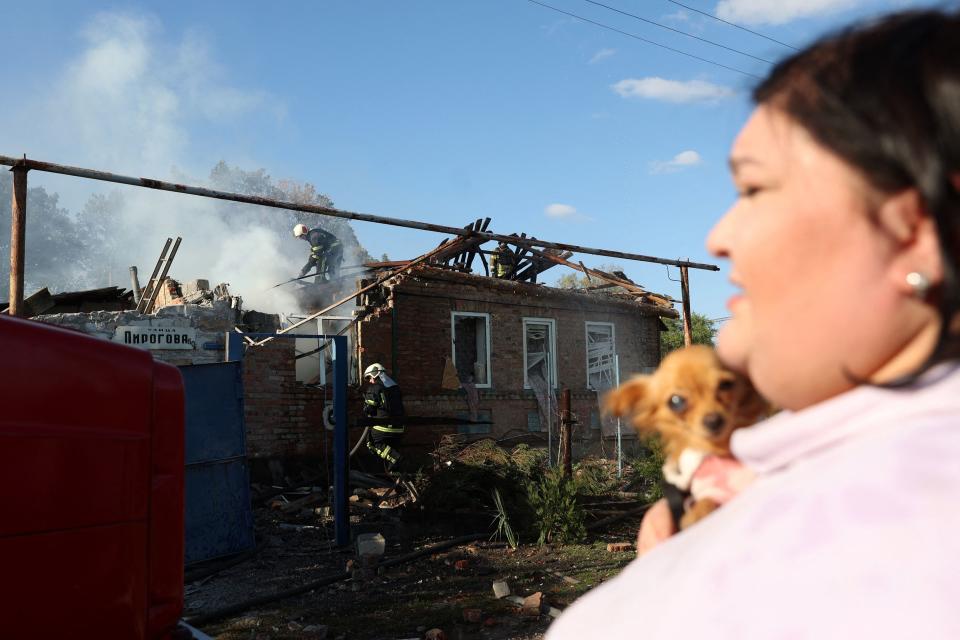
[154,277,239,311]
[492,581,511,599]
[356,532,385,558]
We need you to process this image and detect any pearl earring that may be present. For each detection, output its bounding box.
[906,271,931,299]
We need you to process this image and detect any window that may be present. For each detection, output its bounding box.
[523,318,557,389]
[451,312,491,387]
[585,322,616,391]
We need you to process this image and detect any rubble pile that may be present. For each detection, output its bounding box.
[154,278,240,311]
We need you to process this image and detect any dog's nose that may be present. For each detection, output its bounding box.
[702,412,726,434]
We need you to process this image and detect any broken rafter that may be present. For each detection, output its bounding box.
[512,248,572,283]
[529,247,673,307]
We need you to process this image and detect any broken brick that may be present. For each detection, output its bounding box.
[462,608,482,623]
[607,542,633,553]
[522,592,547,617]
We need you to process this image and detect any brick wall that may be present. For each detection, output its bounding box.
[358,268,673,450]
[242,339,328,458]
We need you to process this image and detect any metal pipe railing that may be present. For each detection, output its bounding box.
[0,154,719,272]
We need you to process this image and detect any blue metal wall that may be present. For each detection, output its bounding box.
[179,361,255,564]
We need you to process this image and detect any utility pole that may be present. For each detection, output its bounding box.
[680,265,693,347]
[9,161,28,317]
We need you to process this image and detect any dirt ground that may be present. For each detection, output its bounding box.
[185,491,644,640]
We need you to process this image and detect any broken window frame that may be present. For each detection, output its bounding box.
[450,311,492,388]
[522,317,558,390]
[585,321,617,392]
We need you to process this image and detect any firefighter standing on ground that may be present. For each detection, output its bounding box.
[293,224,343,283]
[489,241,516,279]
[362,363,405,470]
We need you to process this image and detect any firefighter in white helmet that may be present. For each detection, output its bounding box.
[362,363,405,470]
[293,224,343,283]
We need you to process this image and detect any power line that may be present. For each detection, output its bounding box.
[664,0,799,51]
[584,0,774,65]
[526,0,762,79]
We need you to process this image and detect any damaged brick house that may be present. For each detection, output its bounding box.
[351,264,676,449]
[269,222,678,455]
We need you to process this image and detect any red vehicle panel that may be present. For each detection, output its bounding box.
[0,315,185,639]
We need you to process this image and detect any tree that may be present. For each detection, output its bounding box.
[660,311,717,355]
[554,263,628,291]
[0,173,90,298]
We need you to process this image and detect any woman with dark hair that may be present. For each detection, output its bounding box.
[548,10,960,638]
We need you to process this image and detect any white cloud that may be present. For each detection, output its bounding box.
[715,0,864,26]
[544,203,593,222]
[545,203,578,218]
[611,77,735,103]
[589,48,616,64]
[650,150,703,174]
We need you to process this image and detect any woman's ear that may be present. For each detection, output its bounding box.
[876,188,944,295]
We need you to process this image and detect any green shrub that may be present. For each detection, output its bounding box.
[623,436,666,502]
[527,468,587,545]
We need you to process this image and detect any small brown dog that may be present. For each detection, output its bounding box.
[605,345,770,529]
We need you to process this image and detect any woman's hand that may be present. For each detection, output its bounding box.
[637,498,677,557]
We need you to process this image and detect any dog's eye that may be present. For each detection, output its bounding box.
[718,379,735,392]
[667,394,687,413]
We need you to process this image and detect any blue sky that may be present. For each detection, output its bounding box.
[1,0,944,320]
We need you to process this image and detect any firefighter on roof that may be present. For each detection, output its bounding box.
[293,223,343,283]
[489,241,517,279]
[362,363,406,470]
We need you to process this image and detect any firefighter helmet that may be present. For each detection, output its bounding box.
[363,363,386,379]
[293,224,309,238]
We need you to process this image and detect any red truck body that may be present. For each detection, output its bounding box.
[0,315,185,639]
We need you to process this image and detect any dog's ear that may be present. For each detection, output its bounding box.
[603,376,651,418]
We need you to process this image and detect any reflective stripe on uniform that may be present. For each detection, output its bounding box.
[372,425,404,434]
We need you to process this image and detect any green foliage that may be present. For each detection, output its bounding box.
[418,438,545,536]
[490,488,519,549]
[660,311,717,356]
[622,436,666,502]
[555,263,628,291]
[527,468,587,545]
[571,458,619,496]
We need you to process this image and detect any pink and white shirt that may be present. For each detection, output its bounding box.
[547,363,960,639]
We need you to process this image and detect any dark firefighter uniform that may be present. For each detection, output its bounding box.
[489,243,517,278]
[363,377,406,469]
[300,227,344,283]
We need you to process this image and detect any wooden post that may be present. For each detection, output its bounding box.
[9,164,28,317]
[560,389,573,478]
[680,265,693,347]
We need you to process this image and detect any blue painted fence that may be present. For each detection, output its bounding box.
[179,361,255,565]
